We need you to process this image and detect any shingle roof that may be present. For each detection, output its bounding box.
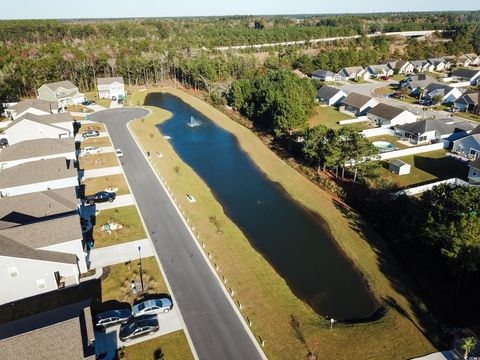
[339,66,363,75]
[396,118,475,136]
[316,86,343,100]
[0,187,79,230]
[451,68,480,79]
[390,159,408,168]
[43,80,77,91]
[0,158,77,189]
[465,53,479,60]
[0,234,77,264]
[97,77,124,86]
[368,103,405,120]
[368,64,390,74]
[18,112,73,124]
[0,214,83,248]
[312,69,337,78]
[0,301,95,360]
[0,138,75,162]
[424,82,455,96]
[342,92,374,108]
[6,99,57,115]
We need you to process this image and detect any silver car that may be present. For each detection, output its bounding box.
[132,298,173,317]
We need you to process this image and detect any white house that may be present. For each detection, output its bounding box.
[411,60,435,73]
[365,64,394,79]
[337,66,364,80]
[427,58,449,72]
[316,86,347,106]
[465,53,480,66]
[399,74,436,97]
[0,157,78,197]
[0,138,76,169]
[452,126,480,159]
[367,103,417,127]
[37,80,85,108]
[454,91,479,112]
[450,68,480,86]
[388,60,414,75]
[468,158,480,184]
[4,99,58,121]
[423,83,463,104]
[97,77,125,100]
[394,118,476,145]
[389,159,411,175]
[3,113,73,145]
[456,55,472,68]
[312,70,343,82]
[340,92,378,116]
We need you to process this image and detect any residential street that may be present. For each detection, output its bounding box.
[90,108,265,360]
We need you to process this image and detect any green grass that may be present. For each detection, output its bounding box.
[379,149,468,189]
[390,74,407,81]
[309,105,356,129]
[368,134,410,150]
[454,111,480,123]
[78,152,119,170]
[82,174,130,196]
[80,136,112,149]
[373,85,396,97]
[119,330,194,360]
[129,87,437,360]
[93,205,147,248]
[85,90,112,108]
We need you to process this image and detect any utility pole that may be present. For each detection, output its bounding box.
[138,246,144,292]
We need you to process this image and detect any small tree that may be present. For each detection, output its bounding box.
[462,337,476,359]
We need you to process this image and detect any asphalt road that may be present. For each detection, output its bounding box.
[90,108,264,360]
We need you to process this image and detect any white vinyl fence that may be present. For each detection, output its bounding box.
[395,177,470,196]
[379,141,448,160]
[362,128,394,138]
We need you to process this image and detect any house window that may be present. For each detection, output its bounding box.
[8,266,18,278]
[36,279,46,289]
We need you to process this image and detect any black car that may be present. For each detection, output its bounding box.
[84,191,116,205]
[419,99,433,106]
[119,315,159,342]
[94,309,132,330]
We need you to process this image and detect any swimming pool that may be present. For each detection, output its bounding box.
[372,141,395,153]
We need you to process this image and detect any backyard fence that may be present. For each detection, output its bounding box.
[361,127,394,138]
[379,140,448,160]
[395,177,470,196]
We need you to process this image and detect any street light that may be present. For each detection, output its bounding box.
[138,246,144,292]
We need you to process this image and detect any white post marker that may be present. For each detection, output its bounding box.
[330,318,335,331]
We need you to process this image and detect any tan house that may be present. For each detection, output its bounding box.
[37,80,85,108]
[4,99,58,121]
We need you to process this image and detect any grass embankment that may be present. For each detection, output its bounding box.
[82,174,130,196]
[78,153,118,170]
[129,87,436,359]
[93,205,147,248]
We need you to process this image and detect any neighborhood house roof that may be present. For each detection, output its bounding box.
[428,58,446,66]
[451,68,480,80]
[396,118,475,136]
[368,64,390,74]
[0,138,75,162]
[317,86,343,100]
[456,91,480,106]
[465,53,479,61]
[0,157,77,189]
[43,80,77,92]
[390,159,408,168]
[0,301,95,360]
[342,92,374,108]
[339,66,363,75]
[312,69,337,78]
[97,77,124,85]
[18,112,73,124]
[368,103,405,120]
[411,60,428,67]
[6,99,57,114]
[424,83,455,96]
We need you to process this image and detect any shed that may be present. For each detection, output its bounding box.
[389,159,411,175]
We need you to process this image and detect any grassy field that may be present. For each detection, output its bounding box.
[93,205,147,248]
[368,134,410,150]
[82,174,130,196]
[454,111,480,123]
[372,85,396,97]
[68,104,93,113]
[119,330,194,360]
[85,90,112,108]
[79,122,106,133]
[128,87,437,359]
[308,105,372,131]
[78,152,118,170]
[80,136,112,149]
[380,149,469,189]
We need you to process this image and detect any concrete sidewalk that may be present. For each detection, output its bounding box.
[96,194,134,211]
[90,238,154,268]
[81,166,123,179]
[87,104,106,112]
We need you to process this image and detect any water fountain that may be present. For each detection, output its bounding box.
[187,116,201,127]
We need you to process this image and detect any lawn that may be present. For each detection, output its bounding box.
[119,330,194,360]
[379,149,468,189]
[454,111,480,123]
[368,134,410,150]
[85,91,112,108]
[67,104,93,113]
[372,84,396,97]
[93,205,147,248]
[82,174,130,196]
[308,105,356,129]
[129,87,437,360]
[79,122,106,133]
[78,152,119,170]
[80,136,112,149]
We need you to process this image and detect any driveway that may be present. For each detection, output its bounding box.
[90,108,264,360]
[89,238,154,268]
[86,104,107,112]
[81,166,123,179]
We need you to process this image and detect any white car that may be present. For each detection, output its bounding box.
[116,149,124,158]
[81,146,102,156]
[132,298,173,317]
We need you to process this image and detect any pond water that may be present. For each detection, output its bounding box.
[148,92,377,320]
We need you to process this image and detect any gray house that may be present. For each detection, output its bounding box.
[340,93,378,116]
[316,86,347,106]
[4,99,58,120]
[452,126,480,160]
[468,158,480,184]
[454,91,479,113]
[37,80,85,108]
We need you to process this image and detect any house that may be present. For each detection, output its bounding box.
[394,118,476,145]
[452,126,480,159]
[400,74,436,97]
[0,138,76,169]
[388,60,414,75]
[37,80,85,108]
[450,68,480,85]
[3,113,73,145]
[411,60,435,73]
[367,103,417,127]
[423,83,463,104]
[337,66,365,80]
[97,77,125,100]
[3,99,58,121]
[365,64,394,79]
[465,53,480,66]
[0,301,95,359]
[340,93,378,116]
[312,70,344,82]
[454,91,480,112]
[427,58,449,72]
[0,157,78,197]
[292,69,307,79]
[389,159,411,175]
[456,55,472,68]
[468,158,480,184]
[316,86,347,106]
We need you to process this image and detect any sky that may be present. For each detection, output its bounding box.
[1,0,478,20]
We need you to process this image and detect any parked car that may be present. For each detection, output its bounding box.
[94,309,132,330]
[133,298,173,317]
[84,191,116,205]
[82,130,100,139]
[449,107,459,113]
[81,146,102,156]
[82,99,96,106]
[391,92,404,99]
[419,99,433,106]
[116,149,124,158]
[0,138,9,148]
[380,75,389,81]
[119,315,159,342]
